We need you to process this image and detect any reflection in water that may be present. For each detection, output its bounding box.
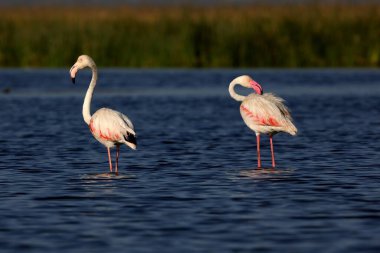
[81,172,136,180]
[239,168,295,179]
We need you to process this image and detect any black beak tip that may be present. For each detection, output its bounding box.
[71,77,75,84]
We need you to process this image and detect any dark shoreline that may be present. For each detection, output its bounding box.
[0,3,379,68]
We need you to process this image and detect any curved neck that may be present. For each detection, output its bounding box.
[228,81,246,102]
[83,65,97,125]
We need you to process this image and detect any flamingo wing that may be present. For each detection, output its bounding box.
[89,108,136,146]
[240,93,296,134]
[262,93,293,120]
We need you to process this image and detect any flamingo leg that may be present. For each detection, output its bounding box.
[115,145,120,174]
[256,134,261,168]
[270,135,276,168]
[107,147,113,172]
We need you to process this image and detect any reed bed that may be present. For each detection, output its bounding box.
[0,4,379,67]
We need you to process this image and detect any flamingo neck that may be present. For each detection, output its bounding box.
[83,65,97,125]
[228,81,246,102]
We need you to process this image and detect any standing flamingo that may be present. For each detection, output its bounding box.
[70,55,136,174]
[229,75,297,168]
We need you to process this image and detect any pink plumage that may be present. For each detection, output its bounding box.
[89,108,136,149]
[229,75,297,168]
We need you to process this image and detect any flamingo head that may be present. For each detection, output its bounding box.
[231,75,264,95]
[249,78,263,95]
[70,55,96,84]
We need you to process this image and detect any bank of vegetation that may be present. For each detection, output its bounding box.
[0,4,379,67]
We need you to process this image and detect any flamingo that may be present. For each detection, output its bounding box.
[229,75,297,168]
[70,55,136,174]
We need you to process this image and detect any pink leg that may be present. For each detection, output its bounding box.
[115,145,120,174]
[107,147,113,172]
[270,135,276,168]
[256,134,261,168]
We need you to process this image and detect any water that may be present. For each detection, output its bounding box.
[0,69,379,253]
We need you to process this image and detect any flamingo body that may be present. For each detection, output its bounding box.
[70,55,136,173]
[240,93,297,136]
[89,108,136,149]
[229,75,297,168]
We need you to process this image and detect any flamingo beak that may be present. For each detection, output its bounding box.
[249,80,263,95]
[70,64,78,84]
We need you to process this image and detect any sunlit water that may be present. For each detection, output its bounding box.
[0,69,379,252]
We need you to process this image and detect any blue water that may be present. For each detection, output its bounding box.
[0,69,379,253]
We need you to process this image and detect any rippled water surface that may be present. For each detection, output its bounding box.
[0,69,379,253]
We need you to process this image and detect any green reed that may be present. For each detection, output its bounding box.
[0,4,379,67]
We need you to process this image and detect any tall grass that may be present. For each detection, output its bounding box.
[0,4,379,67]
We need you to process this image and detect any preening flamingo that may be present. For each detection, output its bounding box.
[70,55,136,173]
[229,75,297,168]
